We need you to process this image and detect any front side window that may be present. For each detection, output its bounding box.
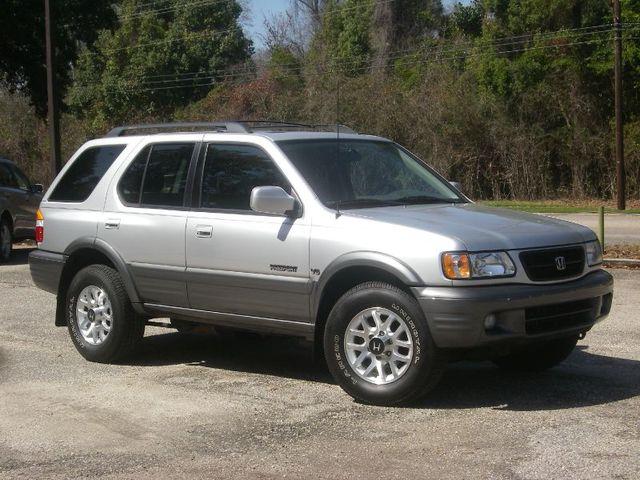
[49,145,126,202]
[118,143,194,208]
[200,144,289,211]
[277,140,464,209]
[10,165,31,190]
[0,164,17,189]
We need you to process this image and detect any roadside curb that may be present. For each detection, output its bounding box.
[603,258,640,267]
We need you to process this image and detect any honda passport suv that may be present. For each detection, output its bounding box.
[29,121,613,406]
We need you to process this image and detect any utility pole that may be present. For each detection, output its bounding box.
[45,0,61,181]
[613,0,626,210]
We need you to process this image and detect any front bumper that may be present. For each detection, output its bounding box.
[412,270,613,349]
[29,249,66,295]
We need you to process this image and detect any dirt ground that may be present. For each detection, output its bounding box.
[1,249,639,479]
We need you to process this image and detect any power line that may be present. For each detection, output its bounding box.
[119,0,231,20]
[71,21,630,95]
[135,24,618,86]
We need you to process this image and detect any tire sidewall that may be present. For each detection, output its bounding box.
[324,285,439,405]
[66,266,126,362]
[0,220,12,261]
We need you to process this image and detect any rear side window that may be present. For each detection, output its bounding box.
[200,144,289,211]
[49,145,126,202]
[118,143,194,208]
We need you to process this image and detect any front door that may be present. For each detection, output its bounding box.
[185,142,312,322]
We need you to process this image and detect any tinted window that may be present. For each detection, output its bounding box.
[200,144,289,211]
[10,165,31,190]
[0,164,17,188]
[278,140,462,208]
[140,143,194,207]
[49,145,126,202]
[118,146,150,204]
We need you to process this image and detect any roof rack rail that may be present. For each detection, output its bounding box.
[236,120,357,134]
[104,120,357,137]
[104,122,248,137]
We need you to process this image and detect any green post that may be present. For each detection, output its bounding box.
[598,206,605,252]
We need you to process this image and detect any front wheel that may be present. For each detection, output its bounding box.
[323,282,445,406]
[66,265,145,363]
[493,335,579,372]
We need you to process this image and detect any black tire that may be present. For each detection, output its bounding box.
[323,281,445,406]
[66,264,145,363]
[493,335,579,372]
[0,218,13,263]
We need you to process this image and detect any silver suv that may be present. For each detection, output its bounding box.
[29,121,613,405]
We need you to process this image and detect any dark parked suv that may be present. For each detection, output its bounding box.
[0,157,43,261]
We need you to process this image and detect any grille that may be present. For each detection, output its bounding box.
[525,298,597,335]
[519,246,585,281]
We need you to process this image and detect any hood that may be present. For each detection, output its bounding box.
[344,203,596,251]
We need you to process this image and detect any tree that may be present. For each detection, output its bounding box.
[68,0,252,128]
[0,0,117,117]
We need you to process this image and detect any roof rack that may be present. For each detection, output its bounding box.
[104,120,357,137]
[104,122,247,137]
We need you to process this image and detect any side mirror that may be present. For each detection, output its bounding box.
[449,181,462,192]
[250,186,299,217]
[31,184,44,194]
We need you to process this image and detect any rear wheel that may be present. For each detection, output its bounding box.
[66,265,145,363]
[493,335,579,372]
[323,281,445,406]
[0,219,12,262]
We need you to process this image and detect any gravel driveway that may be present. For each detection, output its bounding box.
[1,249,639,479]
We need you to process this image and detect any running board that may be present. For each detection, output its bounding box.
[143,303,315,339]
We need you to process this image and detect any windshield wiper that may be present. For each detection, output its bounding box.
[326,198,405,210]
[394,195,464,205]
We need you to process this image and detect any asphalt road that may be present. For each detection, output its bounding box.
[545,213,640,245]
[1,249,639,479]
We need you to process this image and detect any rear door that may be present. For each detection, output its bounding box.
[185,140,312,322]
[99,136,201,308]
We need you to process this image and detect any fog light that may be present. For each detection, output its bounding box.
[484,314,497,330]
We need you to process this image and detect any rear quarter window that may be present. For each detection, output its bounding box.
[48,145,126,202]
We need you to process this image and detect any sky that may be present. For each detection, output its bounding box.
[244,0,291,50]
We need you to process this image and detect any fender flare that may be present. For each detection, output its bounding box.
[311,251,422,319]
[63,236,141,305]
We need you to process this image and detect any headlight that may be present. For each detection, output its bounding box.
[442,251,516,279]
[585,240,603,266]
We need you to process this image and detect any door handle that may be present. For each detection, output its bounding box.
[104,219,120,230]
[195,225,213,238]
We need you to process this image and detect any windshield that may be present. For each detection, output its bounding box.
[277,139,465,209]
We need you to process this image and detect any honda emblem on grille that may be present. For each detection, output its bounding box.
[555,256,567,271]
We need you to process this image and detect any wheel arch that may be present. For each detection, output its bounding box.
[312,252,422,355]
[55,237,142,326]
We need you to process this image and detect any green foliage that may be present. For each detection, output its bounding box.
[449,1,485,37]
[4,0,640,201]
[0,0,117,117]
[68,0,251,130]
[313,0,375,75]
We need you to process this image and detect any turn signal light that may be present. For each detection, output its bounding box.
[442,253,470,279]
[35,209,44,243]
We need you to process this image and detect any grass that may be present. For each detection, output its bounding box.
[480,199,640,214]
